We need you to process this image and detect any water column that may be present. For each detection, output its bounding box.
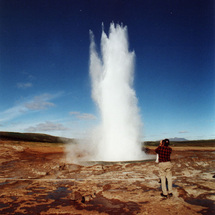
[89,23,144,161]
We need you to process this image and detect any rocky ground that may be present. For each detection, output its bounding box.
[0,141,214,215]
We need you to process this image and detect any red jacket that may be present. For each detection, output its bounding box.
[155,146,172,162]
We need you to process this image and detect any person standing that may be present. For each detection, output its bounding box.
[155,139,173,198]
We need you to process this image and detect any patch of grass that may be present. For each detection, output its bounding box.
[143,139,215,147]
[0,131,75,144]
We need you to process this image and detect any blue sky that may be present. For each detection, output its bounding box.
[0,0,214,141]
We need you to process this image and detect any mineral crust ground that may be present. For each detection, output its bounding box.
[0,141,214,215]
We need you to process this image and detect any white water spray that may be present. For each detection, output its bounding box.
[89,23,145,161]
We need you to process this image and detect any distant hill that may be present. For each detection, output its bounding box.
[144,139,215,147]
[169,137,188,141]
[0,131,75,144]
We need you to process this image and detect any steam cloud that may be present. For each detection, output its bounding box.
[89,23,146,161]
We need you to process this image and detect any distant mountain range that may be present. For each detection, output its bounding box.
[169,137,188,141]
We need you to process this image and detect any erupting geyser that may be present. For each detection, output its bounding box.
[89,23,146,161]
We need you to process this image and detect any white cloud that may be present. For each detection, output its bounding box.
[0,92,62,123]
[178,130,189,134]
[0,104,28,123]
[25,101,54,110]
[25,121,68,132]
[24,94,57,110]
[69,111,96,120]
[69,111,80,115]
[78,113,97,120]
[17,82,33,89]
[21,71,35,80]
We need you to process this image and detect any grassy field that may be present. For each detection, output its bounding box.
[143,139,215,147]
[0,131,75,144]
[0,131,214,148]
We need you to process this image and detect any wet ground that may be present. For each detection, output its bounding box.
[0,141,214,214]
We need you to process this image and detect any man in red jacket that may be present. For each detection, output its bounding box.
[155,139,173,198]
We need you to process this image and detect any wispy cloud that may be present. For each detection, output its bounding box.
[25,121,68,132]
[25,100,54,110]
[25,101,54,110]
[69,111,96,120]
[24,93,58,110]
[0,104,28,123]
[178,130,189,134]
[69,111,80,115]
[0,92,62,123]
[16,71,35,89]
[17,82,33,89]
[21,71,36,81]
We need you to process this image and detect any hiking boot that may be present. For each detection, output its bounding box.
[160,193,168,198]
[168,193,173,197]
